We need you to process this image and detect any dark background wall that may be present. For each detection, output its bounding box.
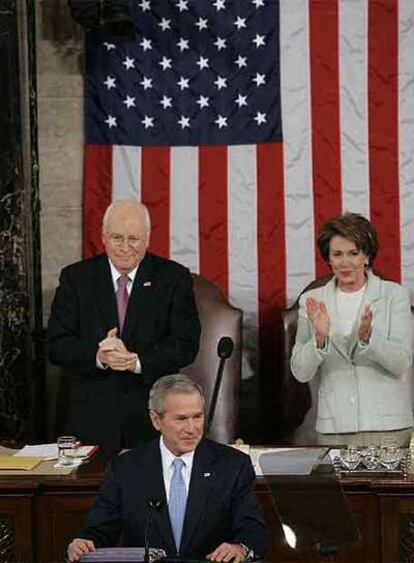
[0,0,43,442]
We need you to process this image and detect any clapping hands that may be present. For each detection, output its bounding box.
[97,327,138,371]
[305,297,330,348]
[358,304,373,344]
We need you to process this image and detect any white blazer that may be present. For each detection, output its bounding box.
[291,272,413,433]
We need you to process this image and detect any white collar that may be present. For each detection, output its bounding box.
[108,258,139,286]
[159,436,195,469]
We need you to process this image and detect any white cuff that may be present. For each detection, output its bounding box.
[96,352,108,370]
[133,357,142,374]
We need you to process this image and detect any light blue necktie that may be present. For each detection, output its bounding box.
[169,458,187,552]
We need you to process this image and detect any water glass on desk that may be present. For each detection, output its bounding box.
[340,445,360,470]
[380,437,401,470]
[364,445,380,470]
[57,436,79,467]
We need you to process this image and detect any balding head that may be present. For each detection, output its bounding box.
[101,200,151,274]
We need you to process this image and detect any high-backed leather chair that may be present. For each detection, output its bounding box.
[182,274,242,444]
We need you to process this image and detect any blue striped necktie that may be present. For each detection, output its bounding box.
[168,458,187,552]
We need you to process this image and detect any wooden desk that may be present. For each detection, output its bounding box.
[0,452,413,562]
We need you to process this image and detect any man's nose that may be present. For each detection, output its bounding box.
[185,419,195,432]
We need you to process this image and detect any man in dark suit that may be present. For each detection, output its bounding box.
[68,375,268,563]
[48,201,201,448]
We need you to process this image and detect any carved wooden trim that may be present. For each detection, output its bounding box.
[0,0,43,441]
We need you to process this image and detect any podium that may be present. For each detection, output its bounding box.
[259,449,359,557]
[81,548,166,562]
[81,551,203,562]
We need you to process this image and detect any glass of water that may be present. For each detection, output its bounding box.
[57,436,79,467]
[380,438,401,470]
[340,445,360,470]
[364,445,380,470]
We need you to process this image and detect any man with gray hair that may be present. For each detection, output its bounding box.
[68,374,268,563]
[48,200,201,448]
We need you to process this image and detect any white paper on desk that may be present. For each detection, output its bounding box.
[250,448,304,475]
[259,448,326,475]
[14,444,59,460]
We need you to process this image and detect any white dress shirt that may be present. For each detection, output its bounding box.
[108,259,139,295]
[159,438,252,558]
[159,437,194,501]
[96,258,141,373]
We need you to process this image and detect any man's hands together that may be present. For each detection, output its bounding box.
[67,538,95,562]
[207,542,248,563]
[97,327,138,371]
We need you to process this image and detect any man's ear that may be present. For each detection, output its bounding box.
[144,231,150,251]
[149,410,161,431]
[101,227,108,247]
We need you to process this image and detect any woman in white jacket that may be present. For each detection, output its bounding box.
[291,213,413,446]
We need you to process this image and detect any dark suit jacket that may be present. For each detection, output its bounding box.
[47,252,201,447]
[78,439,268,559]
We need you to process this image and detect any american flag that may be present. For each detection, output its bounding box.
[83,0,414,382]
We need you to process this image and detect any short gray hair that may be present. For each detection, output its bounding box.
[148,374,205,416]
[102,200,151,233]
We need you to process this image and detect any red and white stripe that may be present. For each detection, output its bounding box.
[84,0,414,378]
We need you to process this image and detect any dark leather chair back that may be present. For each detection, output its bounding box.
[182,274,242,444]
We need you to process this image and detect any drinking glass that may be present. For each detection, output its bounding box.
[380,438,401,470]
[57,436,79,467]
[363,445,380,470]
[340,445,360,470]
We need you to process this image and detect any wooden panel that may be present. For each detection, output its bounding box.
[380,495,414,563]
[0,495,34,562]
[35,493,96,562]
[342,493,381,562]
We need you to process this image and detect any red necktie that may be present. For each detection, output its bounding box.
[117,274,129,333]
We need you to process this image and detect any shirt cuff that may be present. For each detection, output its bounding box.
[315,336,329,354]
[96,352,108,370]
[239,543,254,561]
[133,356,142,374]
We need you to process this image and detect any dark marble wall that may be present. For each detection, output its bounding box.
[0,0,43,441]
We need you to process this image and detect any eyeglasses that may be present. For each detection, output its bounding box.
[109,234,146,248]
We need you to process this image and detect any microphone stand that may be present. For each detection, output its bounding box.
[144,499,163,563]
[206,337,233,435]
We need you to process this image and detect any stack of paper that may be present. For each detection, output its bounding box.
[258,448,326,475]
[14,444,98,461]
[0,456,43,471]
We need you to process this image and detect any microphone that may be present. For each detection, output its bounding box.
[206,337,234,435]
[217,336,234,359]
[144,498,164,563]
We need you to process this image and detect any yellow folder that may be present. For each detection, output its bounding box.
[0,456,43,470]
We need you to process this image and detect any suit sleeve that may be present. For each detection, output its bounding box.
[76,461,123,548]
[353,285,413,377]
[290,295,330,383]
[139,268,201,385]
[229,456,269,558]
[47,267,98,373]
